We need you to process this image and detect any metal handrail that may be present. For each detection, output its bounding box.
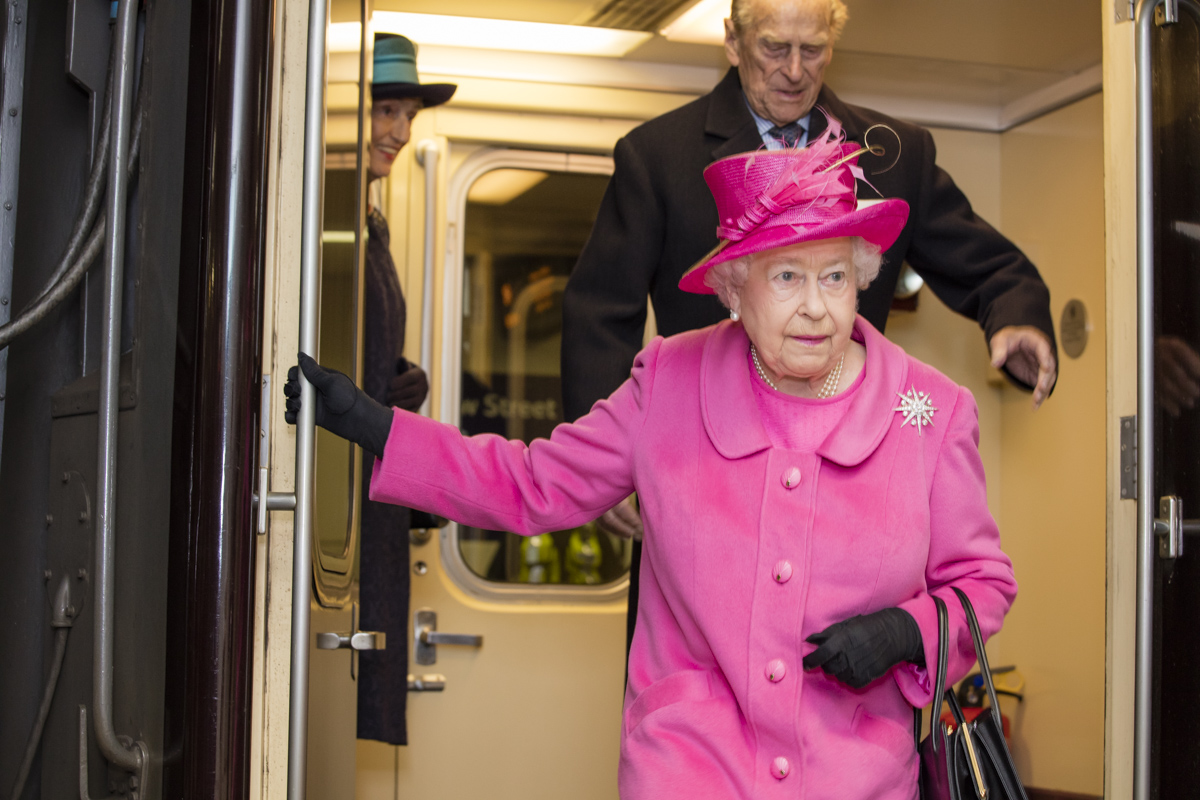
[287,0,328,796]
[1134,1,1200,797]
[417,139,440,417]
[89,0,146,782]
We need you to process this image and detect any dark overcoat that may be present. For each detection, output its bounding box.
[561,68,1057,422]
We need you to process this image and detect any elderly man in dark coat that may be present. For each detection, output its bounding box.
[561,0,1057,651]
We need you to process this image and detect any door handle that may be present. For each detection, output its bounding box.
[414,608,483,665]
[315,631,386,651]
[419,630,483,647]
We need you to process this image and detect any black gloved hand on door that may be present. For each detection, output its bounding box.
[283,352,394,460]
[386,358,428,412]
[802,607,924,689]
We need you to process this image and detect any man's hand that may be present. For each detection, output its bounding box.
[1156,336,1200,417]
[989,326,1057,410]
[387,359,429,412]
[596,495,643,540]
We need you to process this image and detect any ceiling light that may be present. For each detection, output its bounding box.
[467,169,549,205]
[660,0,729,46]
[329,13,652,58]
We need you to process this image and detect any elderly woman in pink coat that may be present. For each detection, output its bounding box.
[285,123,1017,799]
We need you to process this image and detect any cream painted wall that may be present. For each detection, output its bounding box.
[996,94,1107,795]
[889,98,1107,796]
[885,127,1005,519]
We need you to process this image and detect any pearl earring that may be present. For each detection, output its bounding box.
[730,310,740,322]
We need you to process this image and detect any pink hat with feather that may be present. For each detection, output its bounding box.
[678,116,910,295]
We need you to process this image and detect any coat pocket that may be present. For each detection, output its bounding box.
[624,671,714,737]
[851,703,917,766]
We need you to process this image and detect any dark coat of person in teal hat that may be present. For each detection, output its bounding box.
[357,31,455,747]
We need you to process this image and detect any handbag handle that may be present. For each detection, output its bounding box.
[928,594,950,751]
[951,586,1004,728]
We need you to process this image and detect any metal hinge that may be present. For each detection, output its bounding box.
[1120,416,1137,500]
[1115,0,1134,21]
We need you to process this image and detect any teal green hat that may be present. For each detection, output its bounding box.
[373,33,456,107]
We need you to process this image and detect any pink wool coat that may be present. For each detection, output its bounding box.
[370,316,1017,800]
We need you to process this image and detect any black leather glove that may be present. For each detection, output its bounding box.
[386,358,428,412]
[802,607,924,689]
[283,353,393,459]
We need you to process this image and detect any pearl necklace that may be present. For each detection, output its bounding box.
[751,345,845,399]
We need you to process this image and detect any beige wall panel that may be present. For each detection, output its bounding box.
[997,94,1106,796]
[885,126,1004,520]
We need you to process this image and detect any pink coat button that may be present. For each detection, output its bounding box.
[781,467,801,489]
[766,659,787,682]
[771,756,790,779]
[773,560,793,583]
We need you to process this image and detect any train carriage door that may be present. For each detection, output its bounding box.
[352,144,631,799]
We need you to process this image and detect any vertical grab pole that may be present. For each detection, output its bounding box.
[1133,2,1159,798]
[288,0,328,797]
[416,139,439,416]
[91,0,146,778]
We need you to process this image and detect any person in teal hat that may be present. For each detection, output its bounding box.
[367,33,456,181]
[357,32,455,748]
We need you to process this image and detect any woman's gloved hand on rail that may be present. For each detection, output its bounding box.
[284,353,394,459]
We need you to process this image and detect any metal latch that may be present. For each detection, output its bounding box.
[1156,0,1179,26]
[408,673,446,692]
[316,631,386,650]
[414,608,483,665]
[1154,495,1200,560]
[250,374,298,534]
[316,603,386,651]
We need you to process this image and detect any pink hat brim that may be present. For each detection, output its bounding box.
[678,197,910,295]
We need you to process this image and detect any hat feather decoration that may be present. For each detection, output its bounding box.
[716,115,870,244]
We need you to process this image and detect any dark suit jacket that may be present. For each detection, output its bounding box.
[561,68,1057,422]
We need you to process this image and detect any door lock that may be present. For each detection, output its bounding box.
[414,608,483,665]
[1154,495,1200,560]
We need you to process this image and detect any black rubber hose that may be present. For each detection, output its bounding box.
[0,49,146,350]
[28,71,114,301]
[8,627,69,800]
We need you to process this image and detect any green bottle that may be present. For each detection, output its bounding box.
[518,533,561,584]
[565,523,603,585]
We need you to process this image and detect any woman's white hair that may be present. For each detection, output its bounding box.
[704,236,883,310]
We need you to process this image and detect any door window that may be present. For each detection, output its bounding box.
[454,164,633,590]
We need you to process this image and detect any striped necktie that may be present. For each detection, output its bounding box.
[766,121,806,148]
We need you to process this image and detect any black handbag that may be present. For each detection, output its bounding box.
[916,588,1029,800]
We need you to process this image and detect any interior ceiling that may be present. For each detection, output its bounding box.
[373,0,1100,70]
[357,1,1102,115]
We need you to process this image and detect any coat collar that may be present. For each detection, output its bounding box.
[706,75,863,161]
[706,68,769,161]
[700,316,910,466]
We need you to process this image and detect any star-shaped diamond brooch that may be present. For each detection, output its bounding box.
[894,387,937,435]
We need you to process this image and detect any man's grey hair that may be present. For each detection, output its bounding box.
[730,0,849,42]
[704,236,883,310]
